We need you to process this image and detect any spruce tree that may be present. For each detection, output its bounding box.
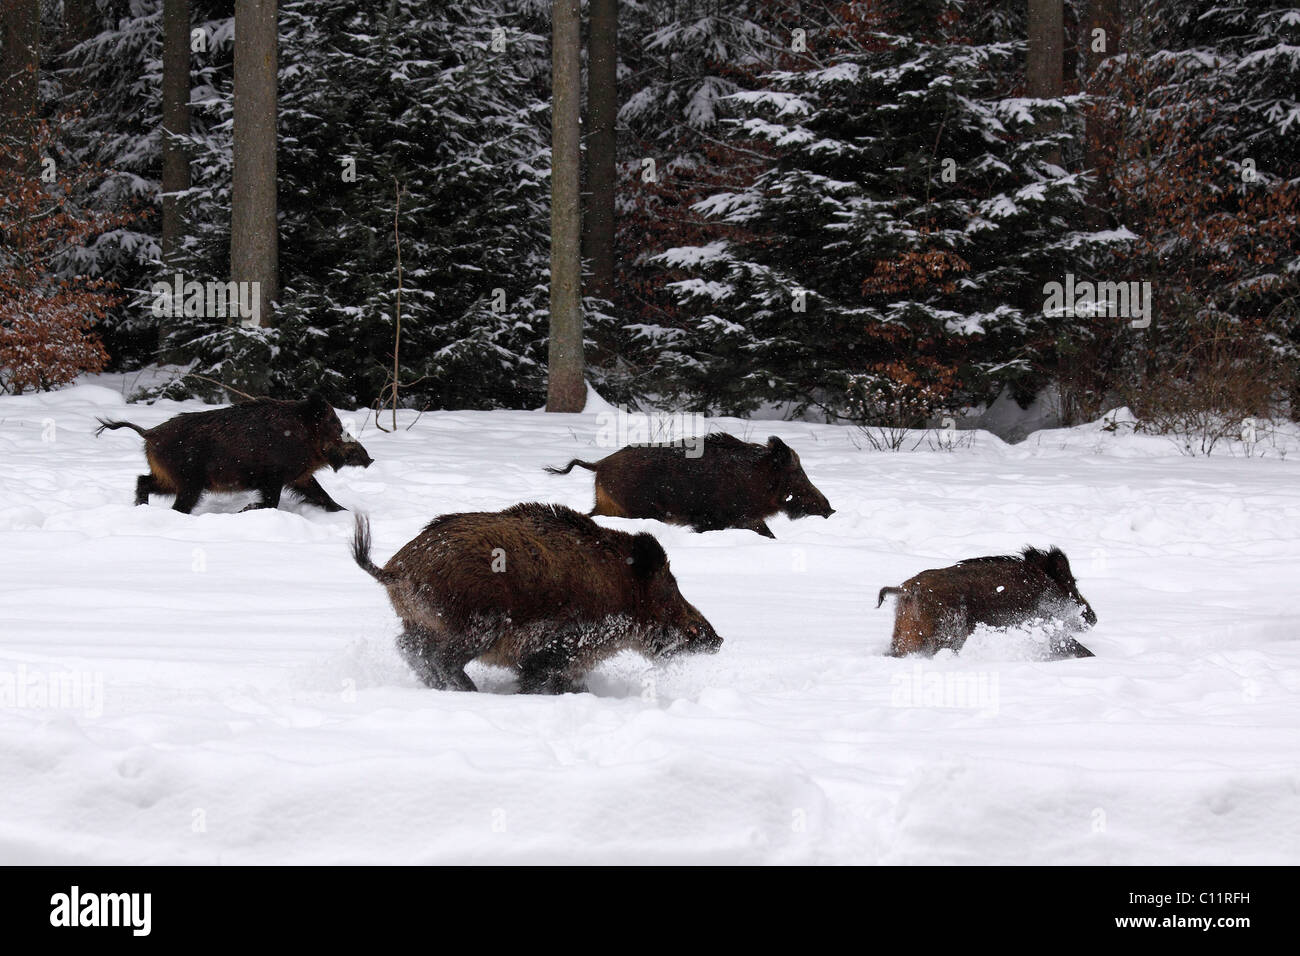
[651,0,1108,422]
[152,0,557,409]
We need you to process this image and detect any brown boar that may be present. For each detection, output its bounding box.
[351,503,722,694]
[545,433,834,538]
[877,546,1097,659]
[95,393,372,514]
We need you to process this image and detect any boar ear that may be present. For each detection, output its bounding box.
[1045,547,1073,584]
[766,436,794,465]
[629,533,668,579]
[304,391,334,420]
[1030,546,1073,585]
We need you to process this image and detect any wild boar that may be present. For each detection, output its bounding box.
[877,546,1097,658]
[351,503,722,694]
[95,393,372,514]
[545,433,834,538]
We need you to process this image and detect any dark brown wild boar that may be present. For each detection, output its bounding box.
[877,546,1097,659]
[95,394,372,513]
[545,433,834,538]
[351,503,722,694]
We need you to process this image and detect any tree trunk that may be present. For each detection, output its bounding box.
[0,0,40,174]
[1027,0,1064,166]
[62,0,96,48]
[582,0,617,301]
[59,0,97,93]
[1083,0,1121,225]
[161,0,191,273]
[231,0,278,331]
[547,0,585,413]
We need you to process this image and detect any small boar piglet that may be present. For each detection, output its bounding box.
[96,393,372,513]
[877,546,1096,659]
[352,503,721,694]
[545,432,833,538]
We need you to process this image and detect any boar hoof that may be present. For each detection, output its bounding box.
[517,646,585,695]
[404,659,446,689]
[519,674,585,695]
[518,662,585,695]
[397,630,478,691]
[134,475,157,505]
[405,659,473,691]
[440,667,477,692]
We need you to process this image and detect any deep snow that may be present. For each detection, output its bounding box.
[1,381,1297,864]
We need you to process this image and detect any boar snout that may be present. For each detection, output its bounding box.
[345,442,374,468]
[687,619,723,654]
[330,440,374,471]
[654,603,722,657]
[1080,601,1098,627]
[680,604,723,654]
[784,485,834,519]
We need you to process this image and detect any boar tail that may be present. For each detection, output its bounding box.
[351,515,395,584]
[544,458,599,476]
[876,586,904,608]
[94,418,149,439]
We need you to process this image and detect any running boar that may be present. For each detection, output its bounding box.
[545,433,834,538]
[351,503,722,694]
[877,546,1097,659]
[95,394,372,514]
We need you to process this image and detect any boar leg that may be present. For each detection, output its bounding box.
[932,607,968,655]
[396,628,447,689]
[591,484,626,518]
[518,668,585,695]
[691,515,776,538]
[397,627,478,691]
[439,663,477,692]
[240,484,283,512]
[171,483,203,514]
[165,460,205,513]
[290,476,345,512]
[517,646,585,695]
[134,475,159,506]
[429,642,477,692]
[888,594,930,657]
[687,515,730,534]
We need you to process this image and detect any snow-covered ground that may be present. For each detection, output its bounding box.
[1,381,1298,864]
